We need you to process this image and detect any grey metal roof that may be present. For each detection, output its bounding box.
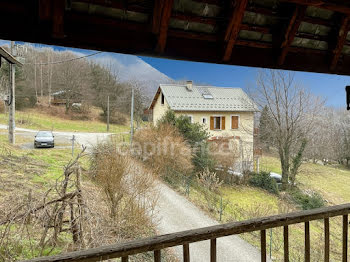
[158,84,258,112]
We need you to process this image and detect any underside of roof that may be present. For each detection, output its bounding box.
[0,47,22,66]
[150,84,258,112]
[2,1,350,75]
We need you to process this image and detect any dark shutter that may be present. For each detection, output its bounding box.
[231,116,239,129]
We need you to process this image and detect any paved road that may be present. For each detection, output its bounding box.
[0,124,113,149]
[154,182,265,262]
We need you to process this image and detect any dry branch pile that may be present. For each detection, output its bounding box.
[0,143,159,261]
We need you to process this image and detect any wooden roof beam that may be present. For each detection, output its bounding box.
[330,15,350,71]
[52,0,66,38]
[223,0,249,62]
[278,5,307,65]
[38,0,65,38]
[152,0,174,53]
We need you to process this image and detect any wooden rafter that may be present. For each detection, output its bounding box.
[38,0,65,38]
[278,5,306,65]
[52,0,66,38]
[223,0,248,62]
[330,15,350,70]
[152,0,174,53]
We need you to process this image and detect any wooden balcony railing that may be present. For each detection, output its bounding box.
[24,203,350,262]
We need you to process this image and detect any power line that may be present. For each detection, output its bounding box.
[24,51,103,66]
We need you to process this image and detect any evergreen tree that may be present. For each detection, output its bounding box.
[258,105,275,150]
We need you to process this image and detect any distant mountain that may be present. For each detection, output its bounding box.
[0,40,173,104]
[91,53,173,103]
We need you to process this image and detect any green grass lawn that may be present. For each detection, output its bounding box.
[177,154,350,261]
[0,111,129,133]
[261,155,350,205]
[0,134,89,259]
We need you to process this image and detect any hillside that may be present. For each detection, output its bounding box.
[0,105,129,133]
[261,154,350,205]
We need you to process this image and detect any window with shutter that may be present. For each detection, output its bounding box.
[211,116,224,130]
[231,116,239,129]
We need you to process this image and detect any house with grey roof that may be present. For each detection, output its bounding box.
[149,81,258,170]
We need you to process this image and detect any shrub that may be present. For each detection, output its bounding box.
[157,110,212,171]
[133,124,193,184]
[249,171,279,195]
[90,139,158,239]
[290,189,325,210]
[91,140,130,220]
[100,111,127,125]
[197,168,225,213]
[16,95,37,110]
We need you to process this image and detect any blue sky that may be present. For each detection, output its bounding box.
[3,40,349,107]
[141,56,349,108]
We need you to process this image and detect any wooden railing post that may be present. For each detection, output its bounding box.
[343,215,348,262]
[324,218,329,262]
[305,221,310,262]
[20,203,350,262]
[210,239,216,262]
[261,230,266,262]
[183,243,190,262]
[154,250,161,262]
[284,226,289,262]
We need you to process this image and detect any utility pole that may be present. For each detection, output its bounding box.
[47,51,51,106]
[34,58,38,101]
[8,41,15,144]
[130,88,134,145]
[40,63,43,99]
[107,95,110,132]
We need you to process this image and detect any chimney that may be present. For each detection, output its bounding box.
[186,80,193,91]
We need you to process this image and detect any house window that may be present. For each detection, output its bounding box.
[231,115,239,129]
[187,115,193,123]
[202,117,207,124]
[214,117,221,129]
[210,116,226,130]
[161,93,165,105]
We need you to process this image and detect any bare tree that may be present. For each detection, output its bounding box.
[254,70,324,189]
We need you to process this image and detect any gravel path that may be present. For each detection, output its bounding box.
[1,124,265,260]
[0,124,114,148]
[154,182,266,262]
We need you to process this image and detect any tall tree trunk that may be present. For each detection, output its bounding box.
[280,146,290,190]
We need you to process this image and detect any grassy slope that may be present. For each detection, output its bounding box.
[0,110,129,133]
[260,154,350,260]
[180,155,350,261]
[261,155,350,205]
[0,135,82,258]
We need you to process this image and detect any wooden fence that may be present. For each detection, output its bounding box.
[23,203,350,262]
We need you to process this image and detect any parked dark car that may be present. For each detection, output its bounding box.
[34,131,54,148]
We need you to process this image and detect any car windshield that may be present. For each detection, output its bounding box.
[37,131,52,137]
